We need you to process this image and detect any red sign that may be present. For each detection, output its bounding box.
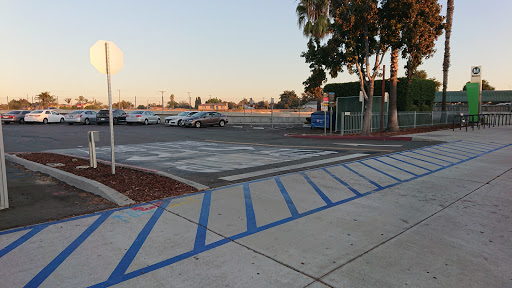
[323,96,329,103]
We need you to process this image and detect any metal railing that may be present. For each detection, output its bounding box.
[338,111,464,135]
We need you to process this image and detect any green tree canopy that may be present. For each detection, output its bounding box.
[463,79,495,91]
[276,90,300,109]
[36,92,57,109]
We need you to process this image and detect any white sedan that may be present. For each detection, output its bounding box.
[164,111,198,126]
[24,110,65,124]
[126,111,161,125]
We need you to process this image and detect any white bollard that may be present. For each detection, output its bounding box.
[88,131,100,168]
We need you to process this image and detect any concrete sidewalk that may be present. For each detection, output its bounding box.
[0,126,511,287]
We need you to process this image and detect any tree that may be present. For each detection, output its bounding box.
[8,98,31,110]
[442,0,454,113]
[75,95,88,105]
[276,90,300,109]
[36,92,56,109]
[381,0,444,131]
[112,100,133,109]
[412,70,441,91]
[194,97,202,109]
[167,94,176,109]
[462,79,495,91]
[137,105,146,109]
[206,98,222,104]
[64,98,72,105]
[296,0,330,39]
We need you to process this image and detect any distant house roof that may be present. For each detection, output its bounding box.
[434,90,512,103]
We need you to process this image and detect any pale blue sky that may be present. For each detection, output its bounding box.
[1,0,510,105]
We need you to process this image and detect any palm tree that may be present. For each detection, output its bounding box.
[296,0,330,39]
[442,0,454,113]
[35,92,55,109]
[64,98,72,105]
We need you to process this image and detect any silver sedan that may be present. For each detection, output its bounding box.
[126,111,161,125]
[64,110,97,125]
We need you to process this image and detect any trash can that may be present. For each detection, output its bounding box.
[310,111,330,129]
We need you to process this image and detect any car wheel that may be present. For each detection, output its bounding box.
[4,122,9,125]
[97,122,102,125]
[60,118,64,123]
[144,119,149,125]
[68,123,74,125]
[43,118,48,124]
[20,119,25,124]
[128,122,133,125]
[84,118,90,125]
[113,118,118,125]
[219,120,225,127]
[157,118,161,124]
[195,121,201,128]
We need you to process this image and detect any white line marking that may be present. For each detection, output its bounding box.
[334,143,402,147]
[219,153,369,181]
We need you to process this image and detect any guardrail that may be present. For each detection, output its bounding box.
[452,113,512,131]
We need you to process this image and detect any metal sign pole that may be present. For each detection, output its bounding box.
[271,104,274,128]
[0,119,8,210]
[324,110,327,136]
[105,42,116,175]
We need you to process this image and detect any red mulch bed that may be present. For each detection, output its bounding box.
[16,153,199,203]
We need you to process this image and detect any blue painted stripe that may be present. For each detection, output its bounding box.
[435,145,479,155]
[383,155,432,173]
[193,190,212,251]
[106,198,172,283]
[302,173,332,205]
[428,147,472,158]
[396,153,447,167]
[444,143,488,152]
[360,161,408,181]
[87,144,512,287]
[462,140,502,148]
[409,151,456,163]
[243,183,257,233]
[423,148,467,160]
[275,178,299,216]
[0,226,46,259]
[343,164,382,189]
[371,158,419,176]
[361,159,417,181]
[25,211,114,288]
[322,168,362,196]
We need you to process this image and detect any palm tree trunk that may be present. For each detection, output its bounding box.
[387,49,399,132]
[442,0,454,114]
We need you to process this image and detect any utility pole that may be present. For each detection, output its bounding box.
[7,96,9,110]
[117,89,120,109]
[188,92,191,109]
[135,96,137,109]
[159,91,165,114]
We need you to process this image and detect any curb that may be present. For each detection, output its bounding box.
[6,154,135,206]
[284,134,413,141]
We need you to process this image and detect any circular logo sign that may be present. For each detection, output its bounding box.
[472,67,480,75]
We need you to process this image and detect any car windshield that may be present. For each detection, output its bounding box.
[31,110,43,113]
[177,112,189,116]
[69,111,82,114]
[98,110,108,113]
[130,111,144,114]
[6,111,20,114]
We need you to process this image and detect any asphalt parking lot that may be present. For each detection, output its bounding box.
[3,123,440,188]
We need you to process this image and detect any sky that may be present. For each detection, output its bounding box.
[1,0,511,106]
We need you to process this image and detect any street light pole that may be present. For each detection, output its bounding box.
[159,91,165,114]
[188,92,191,109]
[117,89,121,109]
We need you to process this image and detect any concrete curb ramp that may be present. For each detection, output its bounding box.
[5,154,135,206]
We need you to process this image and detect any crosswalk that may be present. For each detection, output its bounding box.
[0,140,508,287]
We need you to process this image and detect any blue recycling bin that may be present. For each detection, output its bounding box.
[310,111,331,129]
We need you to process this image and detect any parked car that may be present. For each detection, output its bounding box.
[96,109,126,125]
[126,111,161,125]
[24,110,65,124]
[164,111,198,126]
[182,111,228,128]
[64,110,97,125]
[1,110,31,124]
